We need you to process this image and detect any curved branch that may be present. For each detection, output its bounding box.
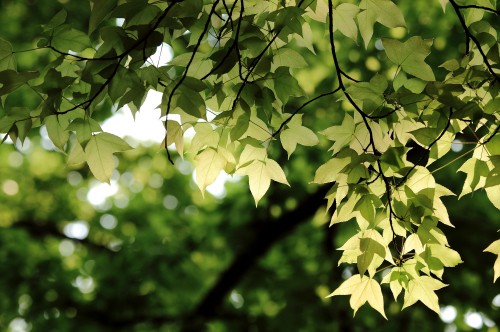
[449,0,500,81]
[56,0,183,116]
[11,220,112,252]
[327,0,379,155]
[163,0,222,163]
[396,107,453,188]
[270,87,342,140]
[457,4,499,14]
[184,186,330,328]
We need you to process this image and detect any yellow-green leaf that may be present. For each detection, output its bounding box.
[328,274,387,319]
[333,3,359,42]
[0,38,16,71]
[438,0,448,12]
[313,157,351,184]
[166,120,184,157]
[358,0,406,48]
[238,160,271,206]
[484,239,500,282]
[67,142,85,166]
[281,125,319,158]
[357,229,386,277]
[194,147,226,193]
[382,37,435,81]
[45,115,69,151]
[265,159,289,186]
[321,114,355,155]
[402,276,447,314]
[84,133,132,183]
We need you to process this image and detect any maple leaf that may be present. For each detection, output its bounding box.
[382,36,435,81]
[358,0,406,48]
[328,274,387,319]
[484,240,500,282]
[402,275,447,314]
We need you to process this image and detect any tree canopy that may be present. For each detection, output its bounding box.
[0,0,499,330]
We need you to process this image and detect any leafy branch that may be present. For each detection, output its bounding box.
[449,0,500,81]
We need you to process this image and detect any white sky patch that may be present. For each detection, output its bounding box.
[147,42,174,67]
[87,180,119,206]
[63,221,89,240]
[102,90,166,144]
[492,294,500,307]
[73,276,95,294]
[8,318,29,332]
[440,305,457,323]
[451,139,463,152]
[205,172,229,198]
[464,311,483,329]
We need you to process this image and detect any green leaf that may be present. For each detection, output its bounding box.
[332,4,359,42]
[346,75,387,113]
[417,218,448,246]
[0,38,16,71]
[383,37,435,81]
[67,118,103,147]
[357,229,386,277]
[273,68,304,104]
[52,26,91,52]
[358,0,406,48]
[45,115,70,151]
[402,275,447,314]
[89,0,118,34]
[272,48,308,70]
[0,70,39,96]
[381,267,412,300]
[46,10,67,29]
[84,133,132,183]
[280,115,319,158]
[485,134,500,155]
[402,234,424,255]
[67,141,85,166]
[321,114,355,155]
[457,158,490,199]
[328,274,387,319]
[484,240,500,282]
[486,185,500,209]
[175,86,206,119]
[312,157,351,184]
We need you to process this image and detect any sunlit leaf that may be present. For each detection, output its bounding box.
[402,275,447,314]
[84,133,132,183]
[358,0,406,48]
[195,147,227,194]
[382,37,435,81]
[328,274,387,319]
[333,3,359,42]
[484,240,500,282]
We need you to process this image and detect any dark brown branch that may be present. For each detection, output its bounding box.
[449,0,500,81]
[396,107,453,188]
[56,0,183,116]
[457,4,499,14]
[270,88,342,140]
[11,220,112,252]
[327,0,379,155]
[200,0,243,80]
[183,186,330,329]
[163,0,221,163]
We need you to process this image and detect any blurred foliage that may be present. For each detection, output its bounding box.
[0,0,499,332]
